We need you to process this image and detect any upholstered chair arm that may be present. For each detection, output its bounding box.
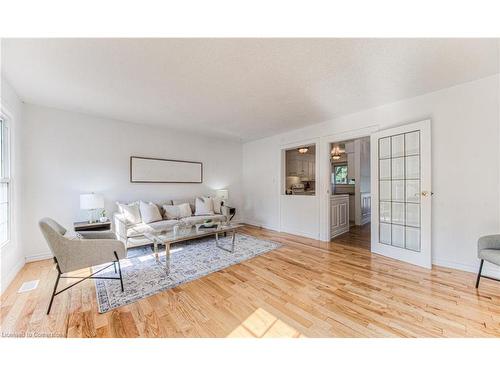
[79,231,118,240]
[478,235,500,251]
[56,237,127,274]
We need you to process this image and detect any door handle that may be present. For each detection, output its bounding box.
[421,191,431,197]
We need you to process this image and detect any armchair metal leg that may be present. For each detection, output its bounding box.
[114,251,124,292]
[46,255,125,314]
[47,258,62,315]
[475,259,484,288]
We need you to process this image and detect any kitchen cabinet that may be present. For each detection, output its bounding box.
[330,194,349,238]
[288,156,315,180]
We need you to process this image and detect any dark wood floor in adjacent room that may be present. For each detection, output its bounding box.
[1,225,500,338]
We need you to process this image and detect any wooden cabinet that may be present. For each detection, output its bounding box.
[330,194,349,238]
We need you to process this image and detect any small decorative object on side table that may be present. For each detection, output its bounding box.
[74,220,111,232]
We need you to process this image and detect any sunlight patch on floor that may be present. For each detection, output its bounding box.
[138,254,154,262]
[227,308,305,338]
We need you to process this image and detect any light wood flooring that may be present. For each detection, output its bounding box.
[331,222,371,251]
[1,225,500,338]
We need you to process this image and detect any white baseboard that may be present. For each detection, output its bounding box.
[432,257,500,278]
[243,220,280,233]
[26,252,53,262]
[1,258,25,294]
[279,226,320,240]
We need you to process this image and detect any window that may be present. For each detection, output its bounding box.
[332,165,354,185]
[0,117,10,246]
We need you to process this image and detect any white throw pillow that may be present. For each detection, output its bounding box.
[117,202,142,224]
[212,197,222,214]
[139,201,162,224]
[163,204,180,220]
[195,197,214,216]
[178,203,192,218]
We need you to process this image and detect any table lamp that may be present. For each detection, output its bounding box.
[80,193,104,223]
[216,189,229,205]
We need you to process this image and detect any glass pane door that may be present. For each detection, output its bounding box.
[378,131,420,252]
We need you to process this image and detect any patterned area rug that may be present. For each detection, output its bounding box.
[94,233,281,313]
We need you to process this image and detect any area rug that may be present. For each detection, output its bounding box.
[93,233,281,313]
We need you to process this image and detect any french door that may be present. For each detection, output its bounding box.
[370,120,432,268]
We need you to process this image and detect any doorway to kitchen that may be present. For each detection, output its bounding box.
[329,137,371,250]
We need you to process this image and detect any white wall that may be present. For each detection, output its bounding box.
[22,104,243,261]
[0,78,25,293]
[242,75,500,276]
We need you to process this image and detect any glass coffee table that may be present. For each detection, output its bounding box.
[141,223,244,273]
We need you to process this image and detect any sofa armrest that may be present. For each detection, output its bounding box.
[113,212,129,242]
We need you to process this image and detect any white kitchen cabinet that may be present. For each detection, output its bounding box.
[288,159,298,176]
[309,161,315,180]
[330,194,350,238]
[287,154,315,180]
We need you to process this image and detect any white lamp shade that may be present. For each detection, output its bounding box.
[216,189,229,201]
[80,193,104,210]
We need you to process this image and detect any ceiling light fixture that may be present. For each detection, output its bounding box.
[331,147,341,161]
[298,147,309,154]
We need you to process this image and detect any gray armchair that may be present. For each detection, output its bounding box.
[476,234,500,288]
[39,217,127,314]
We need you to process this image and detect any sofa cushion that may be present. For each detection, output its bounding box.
[127,219,179,237]
[139,201,162,223]
[180,214,226,226]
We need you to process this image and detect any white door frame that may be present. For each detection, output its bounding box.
[319,125,380,241]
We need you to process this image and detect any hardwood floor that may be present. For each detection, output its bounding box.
[331,222,371,250]
[1,225,500,338]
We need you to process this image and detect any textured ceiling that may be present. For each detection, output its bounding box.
[2,38,498,141]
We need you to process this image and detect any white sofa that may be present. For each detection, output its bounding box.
[114,198,231,248]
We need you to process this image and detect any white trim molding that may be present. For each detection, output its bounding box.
[26,251,53,262]
[0,257,24,294]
